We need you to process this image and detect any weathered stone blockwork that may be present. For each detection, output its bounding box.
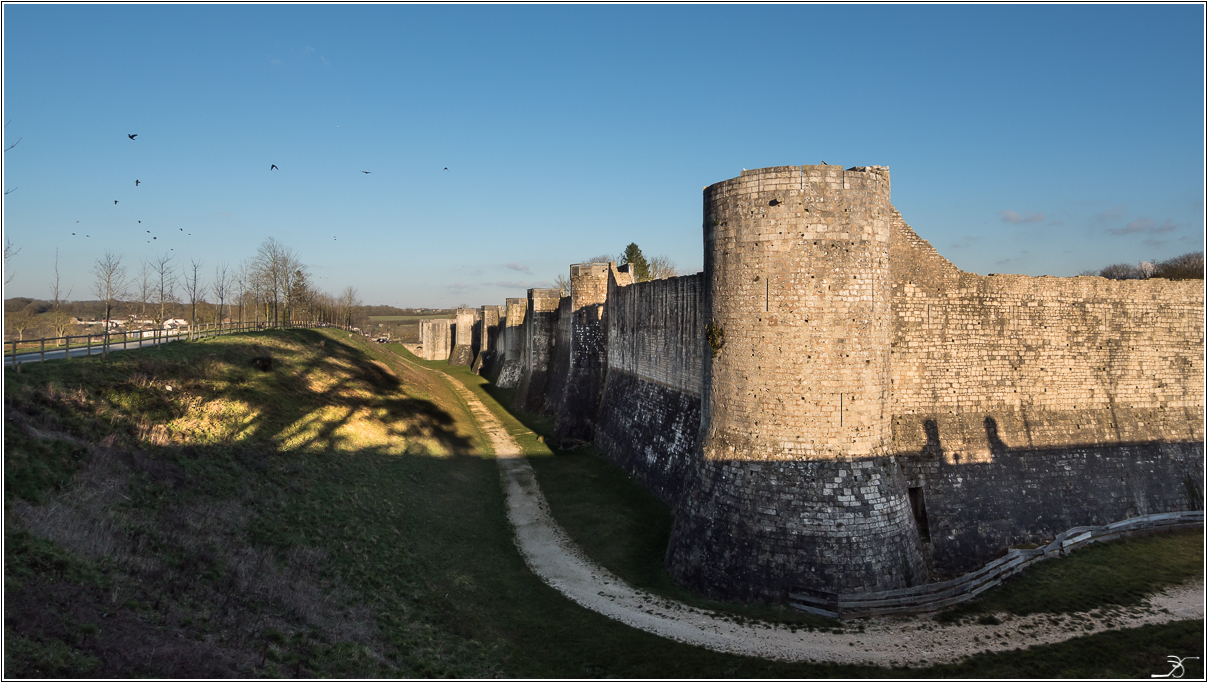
[489,164,1203,604]
[448,308,476,366]
[419,318,452,361]
[595,272,704,504]
[667,166,928,600]
[495,298,527,388]
[513,289,562,414]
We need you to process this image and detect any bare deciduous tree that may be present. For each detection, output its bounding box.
[47,249,78,338]
[4,238,20,284]
[184,259,208,333]
[151,252,178,325]
[6,308,35,342]
[136,260,154,320]
[553,274,570,296]
[212,261,230,326]
[647,255,679,280]
[91,251,129,357]
[339,286,361,329]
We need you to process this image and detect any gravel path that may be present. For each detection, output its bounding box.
[437,369,1205,666]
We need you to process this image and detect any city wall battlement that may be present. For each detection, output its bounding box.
[420,165,1204,602]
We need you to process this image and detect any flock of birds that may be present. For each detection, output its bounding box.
[69,133,453,245]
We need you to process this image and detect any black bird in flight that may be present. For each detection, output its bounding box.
[271,164,278,171]
[146,230,150,233]
[138,220,141,223]
[128,134,138,140]
[153,236,157,239]
[179,228,183,231]
[361,171,371,174]
[72,232,75,235]
[444,167,448,171]
[135,180,140,186]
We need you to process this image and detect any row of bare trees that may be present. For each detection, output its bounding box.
[71,238,364,345]
[1079,251,1204,281]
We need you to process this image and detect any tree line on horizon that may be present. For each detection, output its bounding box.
[1078,251,1203,281]
[3,237,368,343]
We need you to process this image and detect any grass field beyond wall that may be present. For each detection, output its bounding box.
[4,331,1203,678]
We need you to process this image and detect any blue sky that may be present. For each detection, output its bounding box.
[3,4,1204,307]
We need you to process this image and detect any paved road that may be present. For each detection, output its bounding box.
[4,335,185,367]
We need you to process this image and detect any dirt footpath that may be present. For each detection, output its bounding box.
[438,370,1205,666]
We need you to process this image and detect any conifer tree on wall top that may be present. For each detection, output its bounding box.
[621,243,651,282]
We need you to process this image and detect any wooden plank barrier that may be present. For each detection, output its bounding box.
[789,510,1204,619]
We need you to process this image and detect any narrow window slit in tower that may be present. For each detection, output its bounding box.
[839,393,843,426]
[766,278,769,312]
[908,487,931,542]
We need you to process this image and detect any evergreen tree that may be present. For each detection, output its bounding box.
[621,243,650,282]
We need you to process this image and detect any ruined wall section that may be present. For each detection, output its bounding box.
[595,272,704,504]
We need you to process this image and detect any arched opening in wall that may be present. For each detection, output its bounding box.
[908,487,931,543]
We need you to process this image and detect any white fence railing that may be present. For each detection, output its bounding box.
[789,510,1204,619]
[5,321,355,366]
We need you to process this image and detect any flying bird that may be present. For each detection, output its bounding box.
[821,160,827,165]
[271,164,278,171]
[146,230,150,233]
[135,180,140,186]
[72,233,75,235]
[114,200,119,205]
[361,171,371,174]
[443,167,448,171]
[128,134,138,140]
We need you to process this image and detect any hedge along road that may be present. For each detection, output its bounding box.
[430,366,1206,667]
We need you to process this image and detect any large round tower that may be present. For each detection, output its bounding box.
[666,165,927,601]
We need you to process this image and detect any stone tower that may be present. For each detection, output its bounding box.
[666,165,928,601]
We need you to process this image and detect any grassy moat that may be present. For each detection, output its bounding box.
[4,329,1203,677]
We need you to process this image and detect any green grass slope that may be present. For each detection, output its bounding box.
[4,331,1203,678]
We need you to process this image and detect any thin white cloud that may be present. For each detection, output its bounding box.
[321,56,330,65]
[447,282,470,292]
[505,262,532,273]
[1107,219,1177,236]
[483,280,552,289]
[1093,204,1127,224]
[998,210,1045,224]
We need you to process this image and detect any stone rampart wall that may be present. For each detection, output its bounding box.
[483,165,1203,602]
[419,319,452,361]
[595,272,704,504]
